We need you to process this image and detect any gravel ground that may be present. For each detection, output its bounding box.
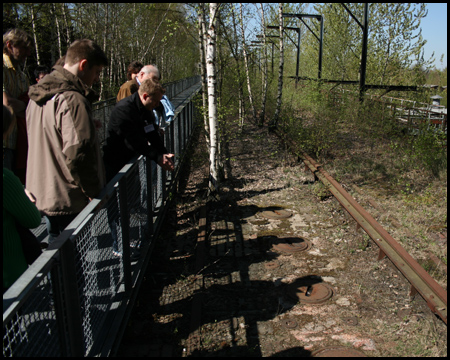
[116,119,447,357]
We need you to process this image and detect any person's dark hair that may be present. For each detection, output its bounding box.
[3,28,33,54]
[34,65,49,79]
[65,39,108,67]
[127,60,144,81]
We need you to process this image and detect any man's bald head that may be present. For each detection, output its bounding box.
[138,65,160,83]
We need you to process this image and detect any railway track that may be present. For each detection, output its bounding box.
[274,128,447,325]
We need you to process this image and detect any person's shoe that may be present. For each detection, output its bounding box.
[130,207,147,222]
[130,239,140,248]
[130,248,141,261]
[112,248,140,260]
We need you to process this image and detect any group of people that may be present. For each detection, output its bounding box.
[3,28,175,291]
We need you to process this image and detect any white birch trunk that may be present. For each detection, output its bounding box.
[30,5,41,65]
[207,3,219,192]
[259,3,268,126]
[271,3,284,129]
[198,5,210,148]
[51,3,63,58]
[239,3,256,123]
[61,3,71,46]
[230,6,245,130]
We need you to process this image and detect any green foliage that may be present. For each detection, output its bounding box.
[299,4,432,85]
[4,3,200,99]
[281,81,339,161]
[408,124,447,178]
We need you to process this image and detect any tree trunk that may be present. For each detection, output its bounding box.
[239,3,257,123]
[198,4,210,148]
[51,3,63,58]
[270,3,284,130]
[259,3,268,127]
[61,3,72,46]
[232,7,245,130]
[30,4,41,65]
[207,3,220,193]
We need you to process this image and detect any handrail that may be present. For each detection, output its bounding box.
[3,76,202,357]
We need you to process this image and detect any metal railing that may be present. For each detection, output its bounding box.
[3,76,202,357]
[335,88,447,133]
[92,75,201,146]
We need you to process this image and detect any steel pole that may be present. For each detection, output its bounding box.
[318,16,323,79]
[359,3,369,102]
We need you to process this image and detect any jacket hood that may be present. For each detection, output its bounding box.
[28,65,98,105]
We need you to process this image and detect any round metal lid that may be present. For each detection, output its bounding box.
[312,347,367,357]
[288,279,334,305]
[272,236,311,253]
[260,209,292,219]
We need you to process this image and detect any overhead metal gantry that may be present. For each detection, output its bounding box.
[265,4,418,101]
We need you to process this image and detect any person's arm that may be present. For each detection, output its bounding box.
[3,91,26,118]
[3,169,41,229]
[60,95,102,199]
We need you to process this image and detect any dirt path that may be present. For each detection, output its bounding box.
[116,120,447,357]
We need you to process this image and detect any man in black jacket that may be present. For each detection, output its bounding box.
[103,78,174,182]
[103,78,174,256]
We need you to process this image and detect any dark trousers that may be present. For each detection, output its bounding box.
[45,214,77,246]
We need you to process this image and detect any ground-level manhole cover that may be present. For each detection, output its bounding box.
[272,236,311,253]
[288,278,334,305]
[259,209,292,219]
[312,347,367,357]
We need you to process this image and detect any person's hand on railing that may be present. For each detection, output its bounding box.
[24,188,36,203]
[158,153,175,172]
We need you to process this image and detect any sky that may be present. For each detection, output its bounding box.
[421,3,447,70]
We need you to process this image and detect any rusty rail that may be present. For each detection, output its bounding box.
[276,129,447,324]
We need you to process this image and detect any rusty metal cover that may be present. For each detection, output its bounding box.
[272,236,311,253]
[312,347,367,357]
[260,209,292,219]
[288,279,334,305]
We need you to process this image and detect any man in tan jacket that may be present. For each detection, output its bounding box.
[26,39,108,246]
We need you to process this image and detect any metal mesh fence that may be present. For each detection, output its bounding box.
[3,76,201,357]
[3,272,61,357]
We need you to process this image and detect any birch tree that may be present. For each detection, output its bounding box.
[30,4,41,65]
[239,3,257,123]
[259,3,268,127]
[207,3,220,192]
[269,3,284,130]
[198,4,210,148]
[231,6,246,129]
